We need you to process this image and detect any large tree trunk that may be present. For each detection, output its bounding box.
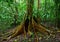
[3,0,52,41]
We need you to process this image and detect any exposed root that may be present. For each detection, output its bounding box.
[4,17,55,41]
[7,21,25,40]
[34,28,39,42]
[32,18,50,35]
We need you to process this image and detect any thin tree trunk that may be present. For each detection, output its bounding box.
[54,0,60,28]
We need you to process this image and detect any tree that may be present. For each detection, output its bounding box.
[54,0,60,28]
[3,0,54,42]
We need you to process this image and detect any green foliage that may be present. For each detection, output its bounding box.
[0,0,59,31]
[0,1,14,31]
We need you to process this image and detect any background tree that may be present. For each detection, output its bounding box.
[54,0,60,28]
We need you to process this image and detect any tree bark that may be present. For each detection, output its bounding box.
[54,0,60,28]
[4,0,52,41]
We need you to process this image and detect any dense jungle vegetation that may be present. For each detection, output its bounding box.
[0,0,60,42]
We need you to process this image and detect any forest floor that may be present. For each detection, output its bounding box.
[0,22,60,42]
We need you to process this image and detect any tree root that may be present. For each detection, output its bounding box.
[7,21,25,40]
[32,18,50,35]
[4,18,54,41]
